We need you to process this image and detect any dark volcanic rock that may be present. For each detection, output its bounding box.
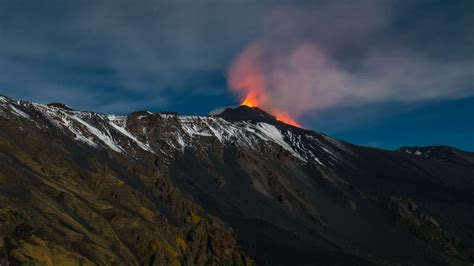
[47,102,74,111]
[0,96,473,265]
[217,105,278,124]
[400,145,474,166]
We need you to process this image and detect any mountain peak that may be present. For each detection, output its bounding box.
[47,102,74,111]
[216,105,277,124]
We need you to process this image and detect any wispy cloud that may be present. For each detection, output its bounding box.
[0,0,268,111]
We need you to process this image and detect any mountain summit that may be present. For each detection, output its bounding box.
[217,105,278,123]
[0,95,473,265]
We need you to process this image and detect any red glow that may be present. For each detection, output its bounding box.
[228,44,268,108]
[229,44,302,128]
[274,111,302,128]
[241,91,259,107]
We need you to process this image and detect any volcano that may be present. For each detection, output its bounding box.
[0,95,473,265]
[217,105,278,123]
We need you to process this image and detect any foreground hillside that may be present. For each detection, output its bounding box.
[0,95,473,265]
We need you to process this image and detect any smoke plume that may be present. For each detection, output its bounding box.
[228,1,474,119]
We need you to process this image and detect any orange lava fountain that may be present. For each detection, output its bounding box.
[229,44,302,128]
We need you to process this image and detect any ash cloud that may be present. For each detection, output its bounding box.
[228,1,474,117]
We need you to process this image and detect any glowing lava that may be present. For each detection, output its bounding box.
[240,91,259,108]
[240,93,302,128]
[229,42,302,128]
[273,111,302,128]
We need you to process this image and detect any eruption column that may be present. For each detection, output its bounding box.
[228,43,302,128]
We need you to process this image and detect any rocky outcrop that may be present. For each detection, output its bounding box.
[389,196,474,264]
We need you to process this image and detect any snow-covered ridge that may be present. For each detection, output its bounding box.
[0,97,345,167]
[171,115,307,161]
[0,96,10,104]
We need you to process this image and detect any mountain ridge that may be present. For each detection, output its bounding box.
[0,95,473,265]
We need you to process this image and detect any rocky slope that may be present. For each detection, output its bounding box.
[0,95,473,265]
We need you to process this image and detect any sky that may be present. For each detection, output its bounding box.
[0,0,473,151]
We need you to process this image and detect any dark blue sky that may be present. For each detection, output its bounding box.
[0,0,473,151]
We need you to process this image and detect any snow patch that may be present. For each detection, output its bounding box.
[250,123,305,161]
[108,120,155,153]
[72,115,123,153]
[10,105,31,119]
[315,157,324,166]
[175,133,186,149]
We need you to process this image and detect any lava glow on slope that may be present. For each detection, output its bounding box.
[240,95,302,128]
[272,111,302,128]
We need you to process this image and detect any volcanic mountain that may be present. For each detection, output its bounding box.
[0,95,473,265]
